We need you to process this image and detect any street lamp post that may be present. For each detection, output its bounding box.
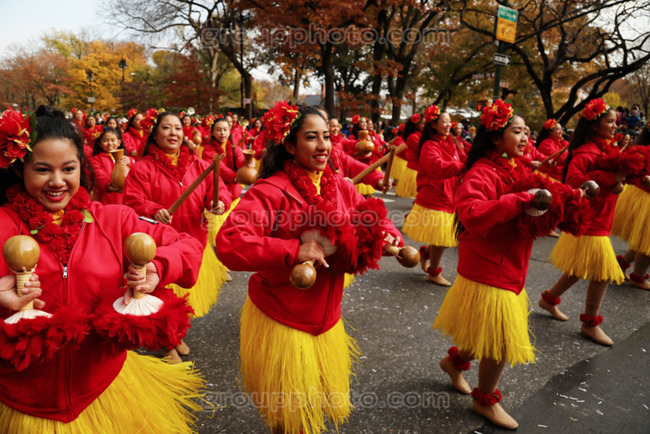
[119,58,127,114]
[86,70,95,111]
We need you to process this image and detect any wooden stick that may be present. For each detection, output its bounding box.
[212,154,225,205]
[168,161,216,215]
[382,145,397,194]
[352,143,407,184]
[540,145,569,165]
[620,142,630,152]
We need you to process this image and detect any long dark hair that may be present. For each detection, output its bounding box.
[536,125,553,148]
[561,109,616,182]
[402,118,420,141]
[126,110,141,131]
[454,118,521,238]
[143,112,194,156]
[92,127,124,156]
[0,105,90,204]
[350,117,366,139]
[259,105,327,179]
[635,126,650,147]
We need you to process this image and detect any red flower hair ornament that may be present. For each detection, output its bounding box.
[410,113,421,124]
[480,99,514,132]
[351,114,361,125]
[424,105,440,123]
[261,100,301,145]
[544,118,557,130]
[0,109,34,169]
[398,123,405,133]
[582,98,610,121]
[127,108,138,120]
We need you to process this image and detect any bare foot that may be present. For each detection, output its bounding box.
[176,339,190,355]
[427,273,451,286]
[163,348,183,364]
[580,324,614,346]
[629,276,650,291]
[538,298,569,321]
[473,401,519,430]
[439,356,471,394]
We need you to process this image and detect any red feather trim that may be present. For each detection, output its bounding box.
[624,146,650,185]
[553,183,593,235]
[0,307,89,371]
[595,146,644,175]
[349,198,389,274]
[91,287,193,351]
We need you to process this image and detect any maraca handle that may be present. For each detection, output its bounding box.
[15,270,34,311]
[131,263,147,300]
[385,245,400,256]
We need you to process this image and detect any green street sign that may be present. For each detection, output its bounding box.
[498,5,518,22]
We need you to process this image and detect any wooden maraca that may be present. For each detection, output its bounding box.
[124,233,156,300]
[611,181,624,194]
[384,245,421,268]
[3,235,40,311]
[642,176,650,188]
[110,149,128,188]
[236,150,258,185]
[290,260,317,290]
[581,180,600,198]
[532,189,552,211]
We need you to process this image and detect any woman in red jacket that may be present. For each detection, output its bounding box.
[216,102,403,434]
[124,112,232,362]
[0,105,204,432]
[434,100,585,429]
[536,118,568,182]
[342,116,385,197]
[402,105,462,286]
[90,127,134,205]
[395,114,424,198]
[539,99,625,346]
[121,110,147,158]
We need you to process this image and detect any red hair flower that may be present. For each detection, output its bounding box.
[0,109,33,168]
[141,108,159,133]
[127,108,138,120]
[410,113,421,124]
[424,105,440,123]
[544,118,557,130]
[582,98,609,121]
[451,121,459,131]
[480,99,514,131]
[398,123,405,133]
[351,114,360,125]
[71,107,78,115]
[261,100,301,145]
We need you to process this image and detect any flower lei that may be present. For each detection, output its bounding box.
[424,105,440,123]
[147,144,192,182]
[481,99,514,131]
[0,109,34,169]
[582,98,609,121]
[485,149,529,183]
[209,137,236,169]
[284,159,337,207]
[544,118,557,130]
[7,185,92,265]
[261,100,301,145]
[410,113,421,124]
[591,135,614,154]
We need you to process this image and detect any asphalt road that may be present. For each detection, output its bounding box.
[180,191,650,433]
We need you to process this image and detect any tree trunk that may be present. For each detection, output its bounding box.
[242,70,253,120]
[293,68,300,102]
[321,42,335,118]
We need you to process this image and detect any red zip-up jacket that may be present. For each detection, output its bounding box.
[121,128,147,158]
[415,134,464,213]
[537,137,568,180]
[329,137,383,188]
[201,138,246,200]
[216,170,401,335]
[405,131,422,170]
[565,141,618,236]
[0,202,202,422]
[90,152,136,205]
[123,152,231,245]
[456,158,536,294]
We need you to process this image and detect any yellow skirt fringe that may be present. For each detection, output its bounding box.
[168,243,227,318]
[0,351,204,433]
[356,183,376,196]
[550,233,625,284]
[344,273,355,289]
[205,197,241,249]
[240,298,361,434]
[433,275,535,366]
[612,185,650,256]
[402,204,458,247]
[389,156,407,181]
[395,166,417,198]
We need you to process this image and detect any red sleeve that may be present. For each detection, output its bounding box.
[234,146,246,169]
[123,161,164,218]
[339,152,383,187]
[252,133,266,159]
[201,143,217,163]
[531,145,547,162]
[90,155,112,193]
[421,140,463,179]
[216,184,301,271]
[566,151,616,189]
[456,165,535,237]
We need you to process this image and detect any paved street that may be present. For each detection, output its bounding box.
[184,192,650,433]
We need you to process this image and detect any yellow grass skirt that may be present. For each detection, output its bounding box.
[550,233,625,283]
[433,275,534,366]
[168,243,227,318]
[402,204,458,247]
[0,351,204,433]
[389,156,407,181]
[240,298,361,434]
[344,273,355,289]
[356,183,376,196]
[205,197,240,249]
[612,185,650,255]
[395,166,417,198]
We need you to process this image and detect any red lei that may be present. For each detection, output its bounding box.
[284,159,337,207]
[485,150,530,184]
[147,144,192,182]
[7,185,91,265]
[591,135,614,154]
[209,138,236,170]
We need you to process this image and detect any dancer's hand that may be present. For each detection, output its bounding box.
[0,273,45,310]
[124,262,160,304]
[297,240,328,268]
[154,208,172,224]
